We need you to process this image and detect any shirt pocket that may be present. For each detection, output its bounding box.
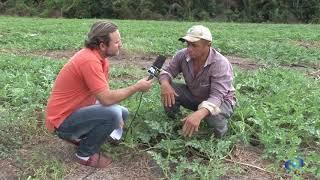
[200,82,210,87]
[196,80,210,97]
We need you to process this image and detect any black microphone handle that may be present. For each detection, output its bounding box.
[147,74,154,81]
[147,55,166,81]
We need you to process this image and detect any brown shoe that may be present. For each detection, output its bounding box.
[76,153,112,168]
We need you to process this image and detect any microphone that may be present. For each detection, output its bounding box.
[147,55,166,80]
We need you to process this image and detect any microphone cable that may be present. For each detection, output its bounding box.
[124,92,143,141]
[123,55,166,141]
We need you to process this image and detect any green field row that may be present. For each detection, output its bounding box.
[1,16,319,66]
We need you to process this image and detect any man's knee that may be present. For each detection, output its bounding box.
[213,125,228,138]
[206,114,229,138]
[102,105,122,118]
[120,106,129,121]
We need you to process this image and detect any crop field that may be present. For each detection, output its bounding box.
[0,16,319,179]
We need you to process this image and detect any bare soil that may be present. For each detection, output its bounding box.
[0,48,264,70]
[0,159,19,180]
[292,40,320,50]
[2,135,285,180]
[12,135,162,180]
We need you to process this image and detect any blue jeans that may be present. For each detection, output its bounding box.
[164,83,234,137]
[56,104,129,157]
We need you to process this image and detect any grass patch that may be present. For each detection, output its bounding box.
[0,53,64,156]
[1,16,320,66]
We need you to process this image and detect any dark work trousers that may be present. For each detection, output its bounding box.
[164,83,234,137]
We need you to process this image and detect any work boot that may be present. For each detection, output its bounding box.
[76,153,112,168]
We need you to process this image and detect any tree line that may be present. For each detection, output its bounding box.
[0,0,319,23]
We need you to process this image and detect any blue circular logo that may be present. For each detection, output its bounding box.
[284,157,304,174]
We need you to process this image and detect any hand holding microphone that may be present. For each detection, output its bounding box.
[135,55,166,92]
[135,78,153,92]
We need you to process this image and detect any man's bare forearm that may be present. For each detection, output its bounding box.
[195,108,210,120]
[97,84,139,106]
[160,79,170,86]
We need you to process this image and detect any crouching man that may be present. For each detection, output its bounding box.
[159,25,236,138]
[45,21,152,168]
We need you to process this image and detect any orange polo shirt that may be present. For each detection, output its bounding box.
[45,48,109,132]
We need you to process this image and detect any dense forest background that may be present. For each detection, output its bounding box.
[0,0,319,23]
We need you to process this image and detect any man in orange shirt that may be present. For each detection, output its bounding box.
[46,21,153,168]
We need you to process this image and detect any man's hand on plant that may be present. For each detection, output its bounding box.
[180,108,210,137]
[181,112,202,137]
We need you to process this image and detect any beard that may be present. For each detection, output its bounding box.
[105,49,120,57]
